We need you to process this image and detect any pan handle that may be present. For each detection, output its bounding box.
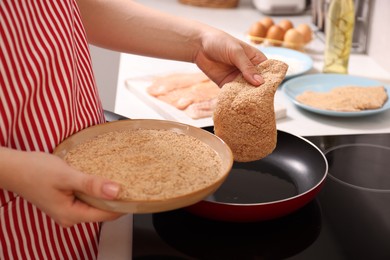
[103,110,128,122]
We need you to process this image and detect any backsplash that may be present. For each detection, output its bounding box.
[367,0,390,72]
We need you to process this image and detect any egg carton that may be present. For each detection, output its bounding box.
[247,35,307,51]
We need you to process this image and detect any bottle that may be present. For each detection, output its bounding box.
[323,0,355,74]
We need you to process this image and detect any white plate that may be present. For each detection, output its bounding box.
[259,47,313,79]
[282,74,390,117]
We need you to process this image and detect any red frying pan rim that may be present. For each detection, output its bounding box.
[201,130,329,207]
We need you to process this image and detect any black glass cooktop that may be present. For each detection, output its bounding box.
[132,132,390,260]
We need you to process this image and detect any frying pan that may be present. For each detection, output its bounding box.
[186,126,328,222]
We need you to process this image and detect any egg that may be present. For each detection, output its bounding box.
[283,28,304,49]
[296,24,312,43]
[259,17,274,31]
[266,25,284,45]
[249,22,267,43]
[278,19,294,32]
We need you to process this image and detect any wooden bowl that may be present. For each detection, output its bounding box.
[53,119,233,213]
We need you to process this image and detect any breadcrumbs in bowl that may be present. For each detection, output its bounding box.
[53,119,233,214]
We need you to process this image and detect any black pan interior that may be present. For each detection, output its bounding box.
[203,127,327,204]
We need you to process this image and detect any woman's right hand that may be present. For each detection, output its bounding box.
[0,148,124,227]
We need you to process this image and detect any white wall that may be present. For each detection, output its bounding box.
[365,0,390,72]
[89,45,121,112]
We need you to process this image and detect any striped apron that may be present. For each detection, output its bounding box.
[1,0,106,259]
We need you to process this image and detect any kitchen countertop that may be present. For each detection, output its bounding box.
[114,0,390,137]
[99,1,390,259]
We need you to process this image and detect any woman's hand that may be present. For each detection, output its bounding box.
[194,30,267,87]
[0,148,123,227]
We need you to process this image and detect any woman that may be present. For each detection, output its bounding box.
[0,0,266,259]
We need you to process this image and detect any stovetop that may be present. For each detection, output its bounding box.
[132,132,390,260]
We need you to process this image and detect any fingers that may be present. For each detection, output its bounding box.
[72,171,121,200]
[235,44,267,86]
[70,200,123,224]
[218,71,241,87]
[250,51,268,65]
[55,170,124,227]
[56,200,124,227]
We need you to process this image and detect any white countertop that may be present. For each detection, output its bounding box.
[114,0,390,137]
[99,1,390,259]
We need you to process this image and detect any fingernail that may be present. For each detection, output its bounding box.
[254,74,264,85]
[103,183,120,198]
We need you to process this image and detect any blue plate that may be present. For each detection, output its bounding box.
[282,74,390,117]
[259,47,313,79]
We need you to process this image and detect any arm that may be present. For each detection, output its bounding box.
[77,0,267,86]
[0,147,123,227]
[78,0,199,61]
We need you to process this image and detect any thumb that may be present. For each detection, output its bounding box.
[242,65,264,86]
[74,172,121,200]
[235,45,267,86]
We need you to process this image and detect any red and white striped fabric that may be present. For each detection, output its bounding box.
[1,0,106,259]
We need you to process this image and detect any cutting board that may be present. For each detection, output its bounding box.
[125,77,287,128]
